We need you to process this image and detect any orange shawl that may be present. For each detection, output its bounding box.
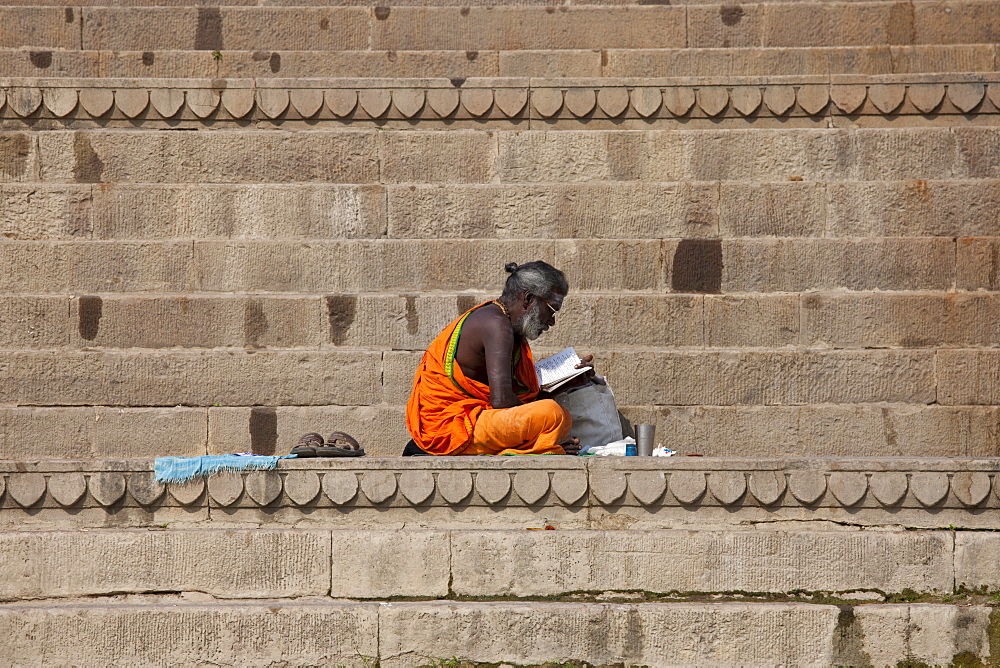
[405,301,540,455]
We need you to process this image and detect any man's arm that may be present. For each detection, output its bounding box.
[481,312,523,409]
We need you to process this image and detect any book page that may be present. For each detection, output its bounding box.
[535,347,584,387]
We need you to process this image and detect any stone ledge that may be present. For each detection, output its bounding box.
[0,74,998,127]
[1,457,998,529]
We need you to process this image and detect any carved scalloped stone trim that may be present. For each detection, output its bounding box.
[629,470,666,506]
[284,471,321,506]
[709,471,746,506]
[788,471,827,505]
[360,470,396,504]
[952,472,991,507]
[290,88,324,119]
[2,79,999,124]
[128,472,165,506]
[437,470,473,504]
[829,472,868,507]
[89,472,126,507]
[551,471,587,505]
[591,470,627,505]
[48,473,87,507]
[8,472,46,507]
[322,471,358,505]
[748,471,785,505]
[208,473,244,507]
[475,471,511,505]
[669,470,706,505]
[168,479,205,505]
[398,470,434,505]
[870,472,909,507]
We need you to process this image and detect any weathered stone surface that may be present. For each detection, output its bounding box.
[829,181,1000,237]
[951,472,991,508]
[0,529,330,598]
[705,295,799,348]
[83,8,369,51]
[68,295,323,349]
[0,185,91,240]
[512,470,550,505]
[719,182,825,237]
[955,533,1000,592]
[602,350,936,406]
[331,530,449,598]
[748,470,786,505]
[828,472,868,507]
[720,238,954,292]
[910,472,950,507]
[708,471,747,506]
[590,469,627,505]
[854,604,995,668]
[379,602,830,667]
[380,132,494,183]
[0,350,379,407]
[802,293,1000,349]
[0,601,376,665]
[450,530,953,597]
[168,479,204,505]
[387,182,717,240]
[0,8,80,49]
[92,184,386,240]
[0,297,70,349]
[371,7,686,51]
[938,350,1000,405]
[552,471,588,505]
[127,471,164,506]
[37,131,378,184]
[957,237,1000,290]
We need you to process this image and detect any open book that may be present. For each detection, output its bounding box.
[534,347,592,392]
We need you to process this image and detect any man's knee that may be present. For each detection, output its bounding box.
[533,399,571,432]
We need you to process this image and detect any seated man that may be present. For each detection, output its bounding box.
[405,261,585,456]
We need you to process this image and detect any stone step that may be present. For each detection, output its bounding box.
[4,127,999,184]
[2,402,999,459]
[2,457,999,530]
[0,347,991,407]
[6,180,1000,241]
[1,45,995,79]
[0,238,982,293]
[1,527,994,600]
[3,76,1000,129]
[1,599,994,666]
[4,292,1000,352]
[4,3,997,51]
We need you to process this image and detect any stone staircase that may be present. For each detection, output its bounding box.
[2,0,1000,664]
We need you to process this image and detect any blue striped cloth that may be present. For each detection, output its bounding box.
[154,454,296,484]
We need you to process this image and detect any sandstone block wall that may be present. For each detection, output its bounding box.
[0,2,998,458]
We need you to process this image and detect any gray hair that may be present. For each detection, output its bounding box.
[500,261,568,301]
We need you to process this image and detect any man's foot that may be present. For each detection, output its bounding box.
[560,437,581,455]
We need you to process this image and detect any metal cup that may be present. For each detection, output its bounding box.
[635,424,655,456]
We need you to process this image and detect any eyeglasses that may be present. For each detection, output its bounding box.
[532,294,558,317]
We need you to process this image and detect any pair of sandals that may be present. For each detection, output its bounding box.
[291,431,365,457]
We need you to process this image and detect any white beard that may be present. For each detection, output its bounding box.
[514,303,546,341]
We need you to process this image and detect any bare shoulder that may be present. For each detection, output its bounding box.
[465,303,512,335]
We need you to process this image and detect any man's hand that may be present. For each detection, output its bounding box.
[559,437,581,455]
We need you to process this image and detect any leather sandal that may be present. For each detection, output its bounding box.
[290,432,324,457]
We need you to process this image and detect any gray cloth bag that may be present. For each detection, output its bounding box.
[553,380,624,449]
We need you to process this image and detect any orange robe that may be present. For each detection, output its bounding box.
[405,302,570,455]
